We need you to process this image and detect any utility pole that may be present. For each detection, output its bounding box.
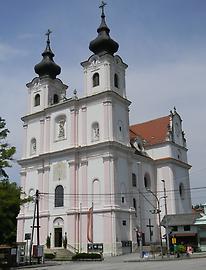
[36,190,40,264]
[137,162,143,258]
[146,218,154,243]
[147,189,163,258]
[161,180,170,256]
[29,194,37,264]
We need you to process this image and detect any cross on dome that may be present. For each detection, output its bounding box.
[45,29,52,44]
[99,1,107,17]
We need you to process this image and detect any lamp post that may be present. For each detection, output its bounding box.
[147,188,163,258]
[161,179,170,257]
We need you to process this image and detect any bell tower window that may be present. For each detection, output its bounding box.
[93,73,99,87]
[114,73,119,88]
[34,94,40,106]
[53,94,59,104]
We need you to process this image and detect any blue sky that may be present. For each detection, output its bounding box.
[0,0,206,204]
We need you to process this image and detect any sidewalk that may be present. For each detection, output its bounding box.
[122,251,206,262]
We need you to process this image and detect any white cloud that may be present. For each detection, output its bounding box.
[0,42,27,62]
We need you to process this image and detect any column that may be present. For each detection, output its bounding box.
[81,105,87,145]
[22,124,28,158]
[80,160,88,208]
[103,156,112,206]
[37,168,44,212]
[68,161,77,209]
[70,107,78,147]
[42,166,50,212]
[40,118,45,154]
[103,100,113,141]
[45,116,51,152]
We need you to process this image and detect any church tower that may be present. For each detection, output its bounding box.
[81,3,130,147]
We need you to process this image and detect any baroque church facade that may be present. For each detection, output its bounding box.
[17,5,192,256]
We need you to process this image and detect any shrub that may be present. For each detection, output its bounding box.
[72,253,102,261]
[177,244,186,254]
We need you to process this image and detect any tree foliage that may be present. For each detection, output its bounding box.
[0,180,22,244]
[0,117,23,244]
[0,117,16,179]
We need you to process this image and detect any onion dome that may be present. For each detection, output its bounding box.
[89,2,119,56]
[34,29,61,79]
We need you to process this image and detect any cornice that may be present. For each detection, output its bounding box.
[154,157,191,169]
[18,141,134,167]
[145,140,188,152]
[21,90,131,122]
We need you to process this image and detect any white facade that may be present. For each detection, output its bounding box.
[17,11,192,256]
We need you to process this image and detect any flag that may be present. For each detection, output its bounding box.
[87,204,93,243]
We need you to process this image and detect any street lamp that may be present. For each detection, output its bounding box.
[147,188,163,258]
[161,179,170,257]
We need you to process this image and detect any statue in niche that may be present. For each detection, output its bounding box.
[92,124,99,140]
[58,119,65,139]
[31,139,36,155]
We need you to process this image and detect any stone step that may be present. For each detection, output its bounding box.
[45,248,75,260]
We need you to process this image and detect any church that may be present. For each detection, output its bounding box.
[17,4,192,256]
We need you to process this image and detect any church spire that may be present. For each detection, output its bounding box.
[34,29,61,79]
[89,1,119,56]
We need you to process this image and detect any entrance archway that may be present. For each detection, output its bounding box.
[53,217,64,248]
[54,228,62,247]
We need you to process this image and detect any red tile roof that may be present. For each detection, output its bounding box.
[130,115,170,146]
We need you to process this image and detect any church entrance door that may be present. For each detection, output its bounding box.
[54,228,62,247]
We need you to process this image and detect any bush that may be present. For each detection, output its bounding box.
[44,253,56,260]
[72,253,102,261]
[177,244,186,254]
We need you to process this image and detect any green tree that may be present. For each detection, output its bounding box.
[0,117,16,179]
[0,117,26,244]
[0,180,22,244]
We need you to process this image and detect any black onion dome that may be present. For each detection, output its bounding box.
[89,5,119,56]
[34,30,61,79]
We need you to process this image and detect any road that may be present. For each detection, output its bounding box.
[18,255,206,270]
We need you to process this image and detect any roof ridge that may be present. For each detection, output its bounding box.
[130,114,170,127]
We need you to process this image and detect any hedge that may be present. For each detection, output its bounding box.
[72,253,102,261]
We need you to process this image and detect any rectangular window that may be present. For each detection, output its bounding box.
[171,226,178,231]
[132,173,137,187]
[184,225,190,231]
[122,220,126,226]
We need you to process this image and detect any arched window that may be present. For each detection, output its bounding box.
[114,73,119,88]
[133,198,137,210]
[55,185,64,207]
[144,173,151,189]
[34,94,40,106]
[132,173,137,187]
[30,138,37,155]
[93,73,99,87]
[53,94,59,104]
[92,179,101,205]
[91,122,100,141]
[179,183,185,199]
